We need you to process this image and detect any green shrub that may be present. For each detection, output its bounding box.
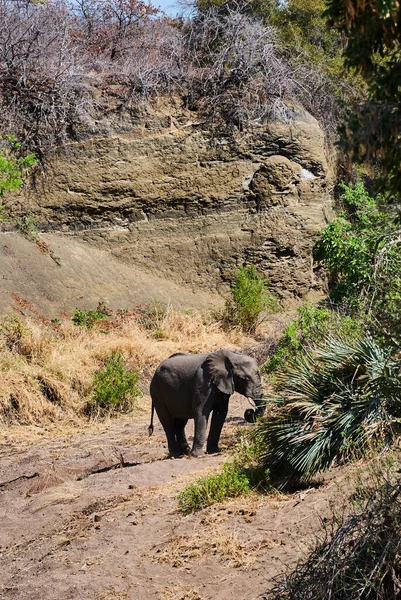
[71,306,108,330]
[313,182,401,343]
[0,136,36,222]
[177,433,276,513]
[256,335,401,485]
[153,329,168,340]
[86,350,142,417]
[223,264,278,333]
[0,137,36,197]
[177,460,251,514]
[264,303,361,375]
[17,214,39,239]
[0,314,31,351]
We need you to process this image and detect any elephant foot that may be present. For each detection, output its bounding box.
[167,448,183,459]
[190,448,204,458]
[182,445,191,456]
[170,451,187,459]
[206,445,221,454]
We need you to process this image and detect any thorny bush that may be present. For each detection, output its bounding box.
[183,6,296,128]
[264,462,401,600]
[0,0,358,155]
[0,0,90,156]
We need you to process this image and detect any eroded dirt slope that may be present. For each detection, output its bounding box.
[0,232,219,318]
[5,106,333,308]
[0,395,351,600]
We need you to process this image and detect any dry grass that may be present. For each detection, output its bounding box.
[26,468,73,496]
[27,481,83,512]
[158,582,206,600]
[95,587,129,600]
[0,305,256,427]
[152,522,272,570]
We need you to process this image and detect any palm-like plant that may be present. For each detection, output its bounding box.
[257,336,401,484]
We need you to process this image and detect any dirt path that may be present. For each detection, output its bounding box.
[0,396,352,600]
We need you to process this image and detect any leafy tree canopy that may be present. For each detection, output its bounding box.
[313,182,401,343]
[325,0,401,194]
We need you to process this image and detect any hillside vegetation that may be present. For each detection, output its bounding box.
[0,0,360,160]
[0,304,258,426]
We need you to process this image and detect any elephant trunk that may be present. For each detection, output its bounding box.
[254,396,266,417]
[244,397,266,423]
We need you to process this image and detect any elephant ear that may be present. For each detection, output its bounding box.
[204,350,235,395]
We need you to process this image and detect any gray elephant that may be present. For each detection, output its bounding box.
[148,349,265,457]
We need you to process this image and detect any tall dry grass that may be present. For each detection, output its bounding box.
[0,305,254,427]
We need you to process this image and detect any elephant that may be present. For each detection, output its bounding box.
[148,349,265,457]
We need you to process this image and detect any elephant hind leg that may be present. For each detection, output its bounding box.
[174,418,190,456]
[153,397,180,457]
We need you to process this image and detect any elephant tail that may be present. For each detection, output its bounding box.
[148,400,154,436]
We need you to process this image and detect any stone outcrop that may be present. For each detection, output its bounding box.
[2,103,333,314]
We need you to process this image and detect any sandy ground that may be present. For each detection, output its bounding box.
[0,395,354,600]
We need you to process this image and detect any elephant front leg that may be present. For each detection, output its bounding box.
[191,408,210,457]
[206,396,229,454]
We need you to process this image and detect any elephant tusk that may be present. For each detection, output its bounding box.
[246,397,265,405]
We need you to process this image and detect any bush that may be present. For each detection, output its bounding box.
[223,264,278,333]
[256,335,401,485]
[0,314,31,352]
[264,302,361,375]
[177,460,251,513]
[177,434,274,513]
[265,462,401,599]
[0,0,357,158]
[137,301,168,331]
[86,350,142,417]
[0,137,35,198]
[71,306,109,330]
[0,136,36,220]
[313,182,401,343]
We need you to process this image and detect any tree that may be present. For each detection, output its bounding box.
[73,0,159,60]
[325,0,401,194]
[270,0,366,137]
[193,0,279,20]
[313,182,401,342]
[0,0,89,154]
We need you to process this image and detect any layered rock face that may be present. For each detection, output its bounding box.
[7,105,332,308]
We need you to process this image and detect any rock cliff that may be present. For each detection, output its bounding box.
[1,103,333,315]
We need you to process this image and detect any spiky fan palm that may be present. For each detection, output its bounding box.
[257,336,401,483]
